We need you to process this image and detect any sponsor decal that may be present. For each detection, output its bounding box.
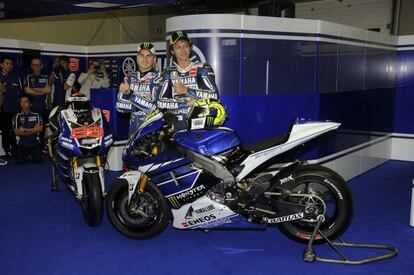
[168,197,181,208]
[158,101,178,109]
[81,138,98,145]
[133,97,154,109]
[189,67,197,77]
[279,175,294,184]
[295,231,322,240]
[191,117,205,129]
[175,185,206,200]
[262,212,304,223]
[61,141,74,150]
[197,216,234,229]
[131,83,150,93]
[61,137,72,143]
[104,138,113,147]
[194,204,215,214]
[171,76,196,85]
[185,204,215,219]
[181,214,216,228]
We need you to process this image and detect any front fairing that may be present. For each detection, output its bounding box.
[56,108,113,157]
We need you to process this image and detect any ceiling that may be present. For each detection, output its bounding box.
[0,0,320,20]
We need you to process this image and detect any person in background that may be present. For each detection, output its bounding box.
[77,59,110,99]
[0,82,7,165]
[13,95,43,164]
[116,42,160,135]
[24,57,51,150]
[0,56,22,158]
[49,55,77,107]
[157,31,219,130]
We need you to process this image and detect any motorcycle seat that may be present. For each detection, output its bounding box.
[243,134,288,153]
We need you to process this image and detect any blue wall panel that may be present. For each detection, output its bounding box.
[319,88,395,132]
[337,44,365,92]
[221,94,318,144]
[241,39,316,94]
[403,50,414,87]
[394,86,414,133]
[318,42,338,93]
[190,37,241,96]
[396,51,407,87]
[365,48,388,90]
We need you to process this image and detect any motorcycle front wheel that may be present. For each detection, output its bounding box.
[81,172,103,227]
[107,179,171,239]
[279,165,353,243]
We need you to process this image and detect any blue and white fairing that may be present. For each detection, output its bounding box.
[56,108,113,157]
[173,128,241,157]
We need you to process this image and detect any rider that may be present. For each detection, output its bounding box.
[116,42,160,135]
[157,31,219,130]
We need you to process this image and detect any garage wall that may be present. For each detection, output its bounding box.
[295,0,393,34]
[0,8,151,45]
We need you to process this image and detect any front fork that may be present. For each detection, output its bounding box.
[137,145,159,194]
[128,145,159,207]
[72,155,105,199]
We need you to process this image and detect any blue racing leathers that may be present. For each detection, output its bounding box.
[116,70,160,134]
[157,61,219,130]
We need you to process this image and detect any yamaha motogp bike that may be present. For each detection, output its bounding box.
[48,96,113,227]
[107,110,352,242]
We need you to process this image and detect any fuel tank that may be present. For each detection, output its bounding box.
[173,128,241,157]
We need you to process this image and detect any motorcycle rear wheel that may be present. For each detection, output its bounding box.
[81,172,104,227]
[107,179,171,239]
[279,165,353,243]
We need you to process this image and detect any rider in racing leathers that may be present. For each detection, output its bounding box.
[157,31,219,130]
[116,42,160,134]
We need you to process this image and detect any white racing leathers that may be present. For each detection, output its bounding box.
[157,61,219,130]
[116,70,160,134]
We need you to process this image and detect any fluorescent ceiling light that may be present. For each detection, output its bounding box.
[74,2,122,8]
[121,4,152,8]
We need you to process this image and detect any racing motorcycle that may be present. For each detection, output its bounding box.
[48,95,113,227]
[106,105,352,242]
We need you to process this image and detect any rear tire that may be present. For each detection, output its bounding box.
[279,165,353,243]
[81,172,104,227]
[107,179,171,239]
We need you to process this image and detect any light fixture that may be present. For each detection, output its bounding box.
[74,2,122,8]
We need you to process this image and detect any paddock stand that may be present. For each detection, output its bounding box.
[303,215,398,264]
[47,138,59,192]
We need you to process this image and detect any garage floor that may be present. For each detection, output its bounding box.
[1,160,413,274]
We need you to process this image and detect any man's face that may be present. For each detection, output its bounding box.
[172,40,191,63]
[20,97,31,111]
[59,59,69,70]
[136,49,155,72]
[31,59,43,75]
[1,59,14,74]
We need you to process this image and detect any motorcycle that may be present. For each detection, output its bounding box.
[47,95,113,227]
[106,109,352,242]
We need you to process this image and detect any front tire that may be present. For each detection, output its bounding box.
[107,179,171,239]
[81,172,104,227]
[279,165,353,243]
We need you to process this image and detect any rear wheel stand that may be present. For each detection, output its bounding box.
[303,215,398,264]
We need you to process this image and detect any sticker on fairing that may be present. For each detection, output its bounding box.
[191,117,206,129]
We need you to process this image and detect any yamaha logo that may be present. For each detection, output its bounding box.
[122,57,136,75]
